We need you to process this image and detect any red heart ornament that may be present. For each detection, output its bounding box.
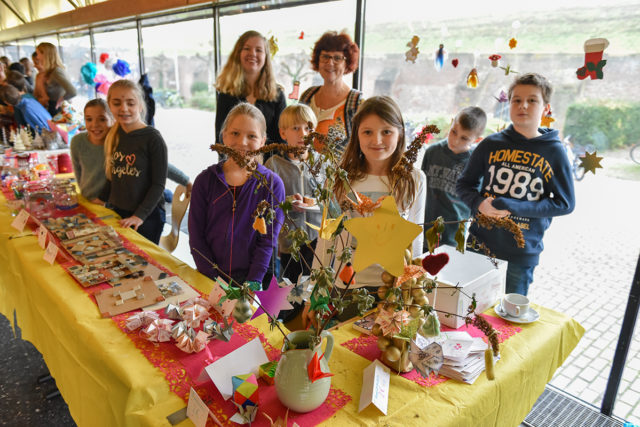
[125,154,136,166]
[421,253,450,276]
[451,58,459,68]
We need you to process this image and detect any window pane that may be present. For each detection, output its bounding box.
[2,44,18,63]
[34,35,58,47]
[16,39,35,61]
[141,17,216,187]
[219,0,357,104]
[93,28,140,80]
[59,32,93,113]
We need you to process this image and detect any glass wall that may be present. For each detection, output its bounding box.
[1,3,639,422]
[1,43,19,64]
[218,0,357,104]
[93,25,140,81]
[59,31,93,113]
[141,12,216,187]
[16,38,35,61]
[363,0,640,423]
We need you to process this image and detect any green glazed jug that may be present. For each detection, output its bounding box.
[274,329,334,413]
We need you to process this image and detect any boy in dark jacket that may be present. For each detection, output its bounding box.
[456,73,575,295]
[421,106,486,248]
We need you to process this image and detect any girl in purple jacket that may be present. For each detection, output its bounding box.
[188,103,285,288]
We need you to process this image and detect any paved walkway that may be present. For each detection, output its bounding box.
[528,162,640,423]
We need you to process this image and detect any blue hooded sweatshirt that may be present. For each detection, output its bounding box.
[456,125,575,266]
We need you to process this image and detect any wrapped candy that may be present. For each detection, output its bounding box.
[181,298,210,328]
[125,311,160,331]
[165,303,183,320]
[171,321,188,340]
[141,318,174,342]
[176,329,208,354]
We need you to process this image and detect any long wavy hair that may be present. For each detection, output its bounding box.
[104,80,147,179]
[215,30,280,101]
[36,42,65,76]
[335,96,416,211]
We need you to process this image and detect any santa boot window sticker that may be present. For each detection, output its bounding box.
[576,38,609,80]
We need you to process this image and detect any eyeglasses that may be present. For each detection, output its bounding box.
[319,54,346,63]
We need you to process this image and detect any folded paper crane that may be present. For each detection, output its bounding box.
[307,352,334,383]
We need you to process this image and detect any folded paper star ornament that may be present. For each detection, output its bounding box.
[344,196,422,277]
[579,151,603,175]
[251,276,294,320]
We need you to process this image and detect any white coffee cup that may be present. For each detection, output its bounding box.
[502,293,530,318]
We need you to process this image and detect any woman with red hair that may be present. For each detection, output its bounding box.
[300,31,363,151]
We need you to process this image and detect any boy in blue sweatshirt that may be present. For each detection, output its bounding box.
[456,73,575,295]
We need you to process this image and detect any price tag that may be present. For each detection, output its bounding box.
[11,209,30,231]
[38,225,48,249]
[43,242,58,265]
[186,387,209,427]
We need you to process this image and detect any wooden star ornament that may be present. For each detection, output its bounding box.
[579,151,604,175]
[344,196,422,277]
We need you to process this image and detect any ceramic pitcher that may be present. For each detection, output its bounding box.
[274,329,334,413]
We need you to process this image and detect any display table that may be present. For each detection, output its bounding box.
[0,195,585,427]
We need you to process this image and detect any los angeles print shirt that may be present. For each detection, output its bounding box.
[105,126,168,220]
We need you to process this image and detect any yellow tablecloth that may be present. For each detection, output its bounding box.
[0,195,584,427]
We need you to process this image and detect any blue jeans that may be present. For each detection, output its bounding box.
[506,263,536,296]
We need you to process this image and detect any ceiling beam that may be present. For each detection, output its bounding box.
[0,0,27,24]
[0,0,214,42]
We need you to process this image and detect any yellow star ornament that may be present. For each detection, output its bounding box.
[540,115,555,127]
[344,196,422,277]
[579,151,604,175]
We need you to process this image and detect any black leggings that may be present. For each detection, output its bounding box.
[112,204,165,245]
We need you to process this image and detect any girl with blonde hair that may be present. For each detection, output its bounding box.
[190,102,285,289]
[34,42,76,115]
[215,30,286,148]
[101,79,168,244]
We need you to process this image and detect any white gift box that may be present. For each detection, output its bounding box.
[427,245,507,329]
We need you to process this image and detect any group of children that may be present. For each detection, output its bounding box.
[185,71,574,302]
[66,70,574,306]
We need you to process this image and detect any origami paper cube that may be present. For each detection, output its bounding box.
[232,374,259,409]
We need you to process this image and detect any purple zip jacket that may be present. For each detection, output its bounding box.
[188,162,285,283]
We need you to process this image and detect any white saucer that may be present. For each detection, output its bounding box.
[292,201,321,212]
[494,303,540,324]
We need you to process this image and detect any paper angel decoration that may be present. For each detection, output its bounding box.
[466,68,479,88]
[405,35,420,63]
[434,44,445,71]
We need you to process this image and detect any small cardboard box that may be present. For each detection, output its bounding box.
[429,245,507,329]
